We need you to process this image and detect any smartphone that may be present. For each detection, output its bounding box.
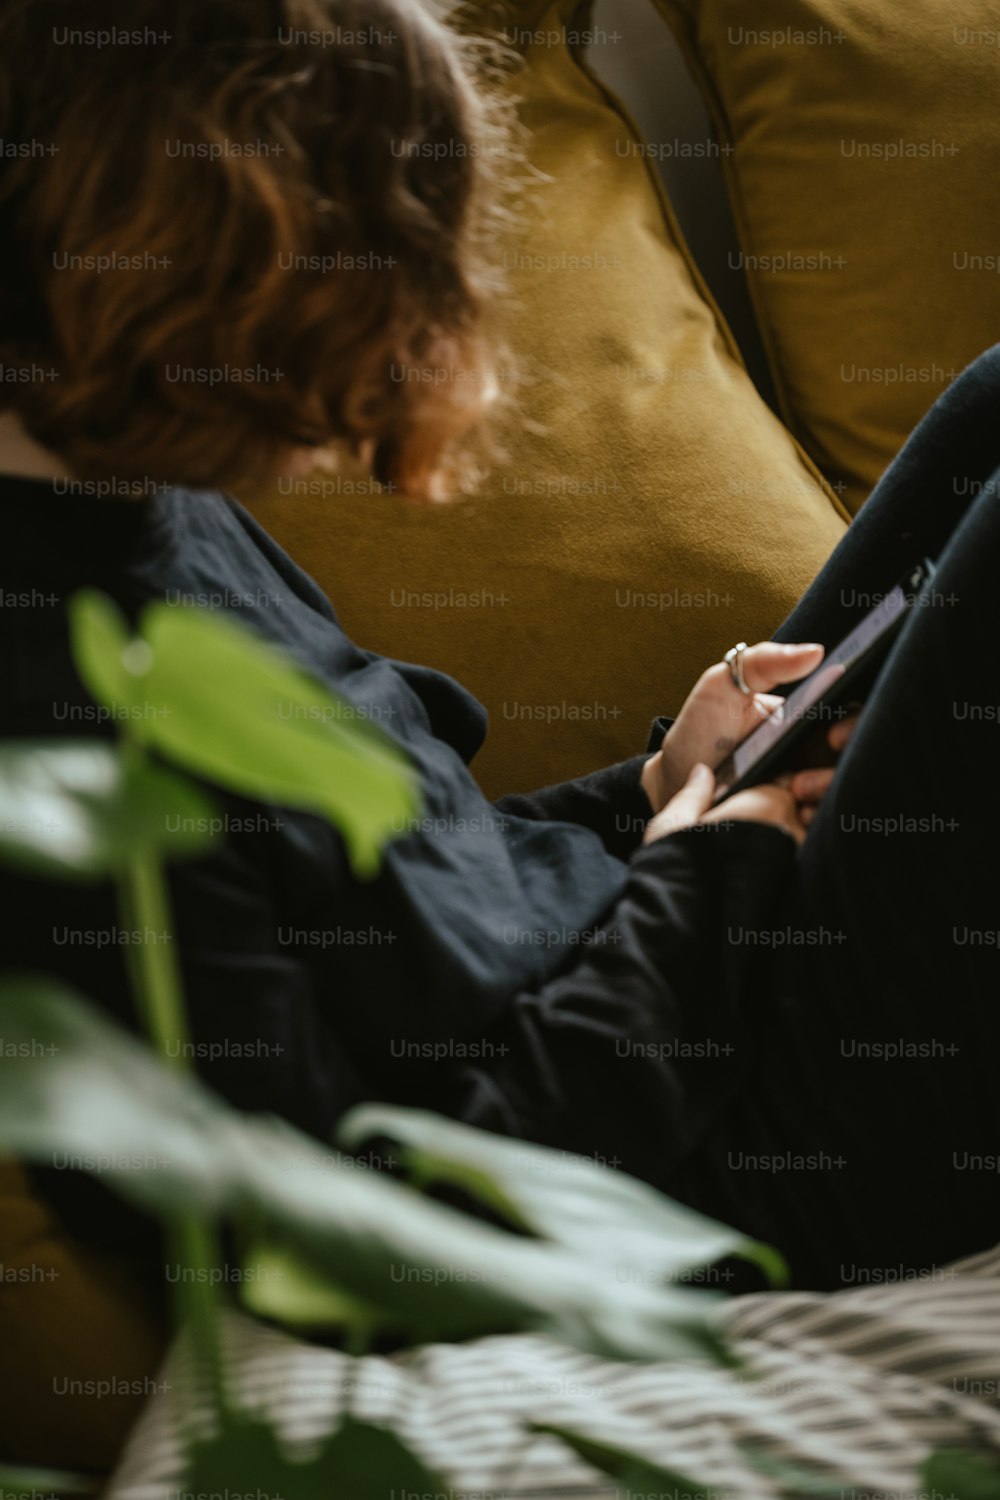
[712,559,936,804]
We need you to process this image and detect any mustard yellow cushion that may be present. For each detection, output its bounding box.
[649,0,1000,513]
[251,0,848,796]
[0,1158,165,1471]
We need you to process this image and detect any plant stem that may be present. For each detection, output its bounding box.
[169,1216,231,1426]
[125,848,190,1068]
[122,829,231,1419]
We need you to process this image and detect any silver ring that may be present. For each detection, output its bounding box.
[724,641,752,696]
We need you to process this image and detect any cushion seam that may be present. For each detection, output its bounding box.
[643,0,852,521]
[568,0,852,524]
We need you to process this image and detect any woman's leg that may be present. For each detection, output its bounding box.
[773,347,999,1010]
[747,348,1000,1282]
[679,349,1000,1288]
[773,342,1000,651]
[788,463,997,1010]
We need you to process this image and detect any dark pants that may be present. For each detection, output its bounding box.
[706,348,1000,1288]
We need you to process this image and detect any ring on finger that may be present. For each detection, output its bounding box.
[723,641,752,696]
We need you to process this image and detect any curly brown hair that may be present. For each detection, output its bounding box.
[0,0,512,498]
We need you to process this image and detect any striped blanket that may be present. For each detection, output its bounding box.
[108,1243,1000,1499]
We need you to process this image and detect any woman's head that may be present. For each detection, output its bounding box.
[0,0,510,498]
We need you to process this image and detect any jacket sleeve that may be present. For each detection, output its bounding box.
[442,820,796,1193]
[493,718,674,861]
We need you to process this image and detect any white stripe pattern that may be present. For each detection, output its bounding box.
[108,1243,1000,1499]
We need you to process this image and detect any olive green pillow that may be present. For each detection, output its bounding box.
[253,0,848,796]
[649,0,1000,513]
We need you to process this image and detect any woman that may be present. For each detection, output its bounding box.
[0,0,996,1297]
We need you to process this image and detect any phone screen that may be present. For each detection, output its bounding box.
[727,581,911,784]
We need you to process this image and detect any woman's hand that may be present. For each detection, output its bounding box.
[788,710,861,828]
[643,763,808,846]
[640,641,825,813]
[643,710,863,846]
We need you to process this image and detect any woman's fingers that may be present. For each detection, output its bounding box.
[702,781,807,845]
[701,643,824,745]
[752,691,785,721]
[790,766,836,805]
[661,761,716,825]
[643,762,716,844]
[738,641,825,695]
[829,709,862,752]
[648,764,813,846]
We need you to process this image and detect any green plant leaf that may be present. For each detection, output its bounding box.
[68,589,134,709]
[923,1449,1000,1500]
[0,976,232,1213]
[0,741,217,879]
[181,1413,449,1500]
[228,1111,732,1363]
[0,1468,96,1499]
[180,1415,308,1497]
[239,1238,393,1338]
[0,981,732,1366]
[341,1104,786,1287]
[532,1423,710,1498]
[316,1418,452,1499]
[68,590,420,877]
